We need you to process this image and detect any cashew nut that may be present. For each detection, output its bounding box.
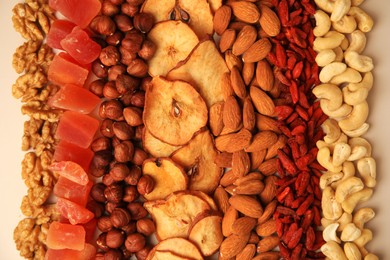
[351,0,365,6]
[331,0,351,22]
[357,157,376,187]
[346,30,367,53]
[321,171,344,189]
[322,217,336,228]
[332,15,357,34]
[337,212,353,231]
[353,208,375,229]
[333,142,352,166]
[354,229,373,251]
[344,242,362,260]
[318,147,343,172]
[342,188,373,214]
[322,241,348,260]
[340,37,350,50]
[314,31,346,52]
[338,101,369,131]
[319,62,348,82]
[323,186,344,220]
[323,119,342,144]
[316,49,337,67]
[318,133,349,152]
[321,100,352,119]
[347,145,367,161]
[345,51,374,72]
[330,68,362,85]
[348,6,374,33]
[315,0,336,13]
[348,72,373,91]
[332,161,356,189]
[313,84,343,110]
[323,223,341,243]
[343,123,370,138]
[364,253,379,260]
[349,137,372,156]
[343,86,369,106]
[341,223,362,242]
[314,10,332,36]
[333,47,345,62]
[335,176,364,203]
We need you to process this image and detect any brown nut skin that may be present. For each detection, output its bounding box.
[92,60,109,78]
[121,3,139,17]
[108,65,127,81]
[90,150,113,177]
[100,46,121,66]
[98,216,113,232]
[127,202,148,220]
[126,0,144,6]
[134,125,144,141]
[122,31,144,52]
[115,74,139,94]
[95,253,105,260]
[102,0,120,16]
[91,183,108,203]
[126,59,148,77]
[133,13,154,33]
[109,0,124,5]
[90,15,116,36]
[138,39,156,60]
[86,200,105,218]
[137,175,154,195]
[91,137,112,152]
[106,229,126,249]
[125,233,145,253]
[112,121,134,141]
[99,100,124,120]
[110,163,131,181]
[121,221,137,235]
[131,148,148,165]
[111,208,132,228]
[114,14,133,32]
[104,183,124,203]
[104,249,123,260]
[124,166,142,185]
[114,141,134,162]
[123,107,143,126]
[89,79,105,97]
[123,185,139,203]
[136,218,155,236]
[106,31,123,46]
[130,91,145,107]
[97,232,109,251]
[103,81,121,99]
[105,201,126,214]
[135,246,152,260]
[102,173,116,186]
[119,46,137,66]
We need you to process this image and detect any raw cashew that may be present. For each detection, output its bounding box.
[353,208,375,229]
[344,242,362,260]
[315,0,336,13]
[333,142,352,166]
[322,186,344,220]
[332,161,356,189]
[322,241,348,260]
[348,72,373,91]
[337,212,353,231]
[343,87,369,106]
[340,37,350,50]
[319,62,347,82]
[345,51,374,73]
[331,0,351,22]
[314,32,346,52]
[313,84,343,110]
[320,171,344,189]
[332,15,357,34]
[323,119,342,144]
[314,10,332,36]
[348,6,374,33]
[346,30,367,53]
[341,223,362,241]
[354,229,373,250]
[338,101,369,131]
[331,68,362,85]
[351,0,365,6]
[357,157,376,187]
[364,253,379,260]
[333,47,344,62]
[322,217,336,228]
[318,147,343,172]
[316,49,337,67]
[335,176,364,203]
[323,223,341,243]
[343,123,370,137]
[342,188,373,214]
[321,100,352,119]
[347,145,367,161]
[349,137,372,156]
[317,133,349,152]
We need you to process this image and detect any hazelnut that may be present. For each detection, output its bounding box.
[91,183,107,203]
[101,0,120,16]
[125,233,145,253]
[119,91,134,106]
[111,208,131,228]
[108,65,127,81]
[98,216,113,232]
[89,79,105,97]
[126,0,144,6]
[92,137,112,152]
[127,202,148,220]
[122,31,143,52]
[102,173,116,186]
[119,46,137,65]
[112,121,134,141]
[138,39,156,60]
[110,163,130,181]
[90,150,112,177]
[92,36,108,48]
[131,148,148,166]
[121,246,132,259]
[105,201,125,214]
[105,183,124,203]
[86,200,105,218]
[126,59,148,77]
[111,136,122,147]
[133,13,154,33]
[134,125,144,141]
[106,31,123,46]
[130,91,145,107]
[115,74,139,95]
[100,46,121,66]
[109,0,124,4]
[135,246,152,260]
[99,100,124,120]
[104,249,123,260]
[106,229,125,249]
[123,185,139,203]
[123,107,143,127]
[103,81,121,99]
[92,60,109,78]
[124,166,142,185]
[140,77,152,91]
[91,15,116,36]
[97,232,109,251]
[114,14,133,32]
[121,3,139,17]
[95,253,105,260]
[136,218,155,236]
[101,119,115,138]
[121,221,137,235]
[137,175,154,195]
[114,141,134,162]
[90,165,106,178]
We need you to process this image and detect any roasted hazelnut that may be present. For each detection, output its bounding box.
[123,107,143,126]
[111,208,131,228]
[129,91,145,107]
[104,249,123,260]
[137,175,154,195]
[134,125,144,141]
[101,119,115,138]
[119,46,137,65]
[92,137,112,152]
[115,74,139,95]
[91,15,116,36]
[108,65,127,81]
[125,233,145,253]
[102,0,120,16]
[131,148,148,166]
[138,39,156,60]
[140,77,152,91]
[100,46,121,66]
[121,3,139,17]
[98,216,113,232]
[121,221,137,235]
[109,0,124,5]
[92,60,109,78]
[106,229,125,249]
[135,246,152,260]
[122,31,143,52]
[133,13,154,33]
[91,183,107,203]
[114,14,133,32]
[127,202,148,220]
[103,81,121,99]
[119,91,134,106]
[95,253,105,260]
[86,200,105,218]
[121,246,132,259]
[89,79,105,97]
[97,232,109,251]
[124,166,142,185]
[102,173,116,186]
[112,121,134,141]
[136,218,155,236]
[99,100,124,120]
[110,163,130,181]
[105,183,124,203]
[114,141,134,162]
[90,150,113,177]
[105,201,125,214]
[123,185,139,202]
[126,58,148,77]
[126,0,144,6]
[111,136,122,147]
[106,31,123,46]
[92,36,108,48]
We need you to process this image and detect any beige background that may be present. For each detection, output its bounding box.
[0,0,389,259]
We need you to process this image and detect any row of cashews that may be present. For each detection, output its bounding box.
[312,0,378,259]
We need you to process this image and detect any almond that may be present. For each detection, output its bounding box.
[232,25,257,56]
[209,102,224,136]
[219,232,250,258]
[222,206,238,237]
[248,232,260,244]
[214,186,230,214]
[265,135,287,160]
[225,50,243,71]
[259,5,281,37]
[229,1,260,24]
[242,38,272,63]
[223,96,242,131]
[215,128,252,153]
[232,150,250,177]
[234,172,263,186]
[257,236,279,253]
[243,97,256,131]
[250,150,267,170]
[256,114,280,133]
[245,130,278,152]
[257,199,277,224]
[256,60,274,91]
[250,85,275,116]
[260,175,277,204]
[252,251,280,260]
[214,5,232,35]
[230,66,247,99]
[221,72,234,100]
[233,180,264,195]
[255,219,277,237]
[242,62,255,86]
[220,29,236,53]
[215,152,233,168]
[236,244,256,260]
[258,158,278,176]
[231,216,257,235]
[220,169,237,187]
[229,195,263,218]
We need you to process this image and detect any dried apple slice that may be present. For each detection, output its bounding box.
[148,238,203,260]
[188,190,218,212]
[188,213,223,256]
[143,76,208,146]
[167,40,229,107]
[147,21,199,76]
[208,0,222,12]
[144,192,211,240]
[171,130,222,194]
[149,251,193,260]
[141,0,176,22]
[143,128,181,158]
[142,158,188,200]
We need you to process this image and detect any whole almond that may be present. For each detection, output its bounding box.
[250,86,275,116]
[242,62,255,86]
[256,60,274,91]
[265,135,287,160]
[233,180,265,195]
[243,97,256,131]
[258,0,274,7]
[228,21,247,31]
[252,252,280,260]
[236,244,256,260]
[258,158,278,176]
[232,25,257,56]
[250,150,267,170]
[257,199,277,224]
[225,50,243,71]
[215,128,252,153]
[256,114,280,133]
[214,5,232,35]
[220,29,236,53]
[229,195,263,218]
[257,236,279,253]
[223,96,242,131]
[259,5,281,37]
[232,216,257,235]
[234,172,264,186]
[215,152,233,168]
[210,101,225,136]
[260,175,277,204]
[221,72,235,100]
[230,66,247,99]
[229,1,260,24]
[242,39,272,63]
[222,206,239,237]
[245,131,278,152]
[255,219,276,237]
[214,186,230,214]
[232,150,251,177]
[220,169,237,187]
[219,232,250,258]
[248,231,260,244]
